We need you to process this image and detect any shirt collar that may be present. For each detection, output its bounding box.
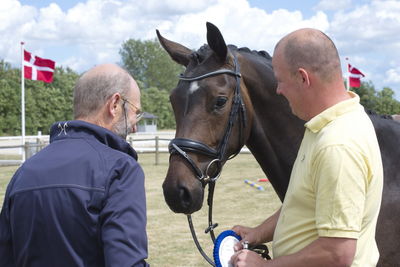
[305,91,361,133]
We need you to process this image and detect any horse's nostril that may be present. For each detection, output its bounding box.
[179,186,192,209]
[163,175,203,214]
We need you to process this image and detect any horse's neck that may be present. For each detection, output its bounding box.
[242,59,304,201]
[247,98,304,201]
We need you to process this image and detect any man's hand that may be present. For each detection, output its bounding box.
[232,225,261,250]
[231,249,268,267]
[232,207,281,251]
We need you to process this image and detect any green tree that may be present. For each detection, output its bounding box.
[0,60,79,136]
[119,39,183,91]
[0,61,21,135]
[350,81,400,115]
[351,81,378,111]
[141,87,175,129]
[375,87,400,115]
[24,67,78,134]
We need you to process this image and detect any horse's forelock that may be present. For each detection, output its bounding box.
[195,44,211,61]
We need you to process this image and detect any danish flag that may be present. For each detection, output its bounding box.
[23,50,55,83]
[348,63,365,88]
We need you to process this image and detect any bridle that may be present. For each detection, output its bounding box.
[168,52,247,265]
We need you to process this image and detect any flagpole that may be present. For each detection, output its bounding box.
[21,42,26,162]
[345,57,350,91]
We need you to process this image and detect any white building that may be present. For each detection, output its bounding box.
[137,112,158,132]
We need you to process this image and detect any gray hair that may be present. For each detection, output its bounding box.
[73,68,131,119]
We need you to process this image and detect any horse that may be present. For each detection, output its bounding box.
[157,22,400,266]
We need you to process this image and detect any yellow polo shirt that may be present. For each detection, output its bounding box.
[272,92,383,266]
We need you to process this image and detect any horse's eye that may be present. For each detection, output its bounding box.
[214,97,228,109]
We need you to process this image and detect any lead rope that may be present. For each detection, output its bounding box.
[187,181,217,266]
[187,214,216,266]
[205,181,218,242]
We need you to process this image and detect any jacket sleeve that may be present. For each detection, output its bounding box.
[0,173,17,267]
[100,158,149,267]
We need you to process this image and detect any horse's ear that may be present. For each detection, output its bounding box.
[206,22,227,62]
[156,30,191,67]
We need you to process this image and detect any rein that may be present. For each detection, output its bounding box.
[168,53,247,266]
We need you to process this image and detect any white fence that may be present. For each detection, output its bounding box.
[0,131,250,166]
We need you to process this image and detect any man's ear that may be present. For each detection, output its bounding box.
[298,68,311,87]
[108,93,122,118]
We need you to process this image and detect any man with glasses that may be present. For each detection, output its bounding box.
[0,63,149,266]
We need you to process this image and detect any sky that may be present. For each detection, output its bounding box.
[2,0,400,100]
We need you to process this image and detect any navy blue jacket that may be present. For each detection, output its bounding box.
[0,120,148,267]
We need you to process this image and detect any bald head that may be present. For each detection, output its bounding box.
[274,28,342,83]
[83,63,128,79]
[73,63,139,119]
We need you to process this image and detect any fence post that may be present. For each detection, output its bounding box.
[37,131,42,151]
[129,136,133,146]
[24,142,29,160]
[155,136,159,166]
[36,137,41,153]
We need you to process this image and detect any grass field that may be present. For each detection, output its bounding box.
[0,152,281,266]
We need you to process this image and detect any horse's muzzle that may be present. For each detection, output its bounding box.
[162,176,204,214]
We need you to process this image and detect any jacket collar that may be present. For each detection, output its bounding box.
[49,120,138,160]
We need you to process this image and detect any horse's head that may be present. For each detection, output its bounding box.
[157,22,253,214]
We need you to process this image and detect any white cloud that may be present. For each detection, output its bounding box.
[138,0,219,17]
[0,0,37,62]
[1,0,400,100]
[0,0,330,73]
[314,0,352,11]
[326,0,400,99]
[384,68,400,84]
[61,56,90,71]
[329,1,400,52]
[157,0,329,53]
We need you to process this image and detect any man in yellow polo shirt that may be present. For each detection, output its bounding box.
[231,28,383,266]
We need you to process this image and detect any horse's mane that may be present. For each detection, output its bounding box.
[195,44,272,63]
[365,109,394,120]
[231,45,272,60]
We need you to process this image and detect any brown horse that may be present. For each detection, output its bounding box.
[157,22,400,266]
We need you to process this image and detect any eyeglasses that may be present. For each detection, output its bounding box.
[121,97,144,121]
